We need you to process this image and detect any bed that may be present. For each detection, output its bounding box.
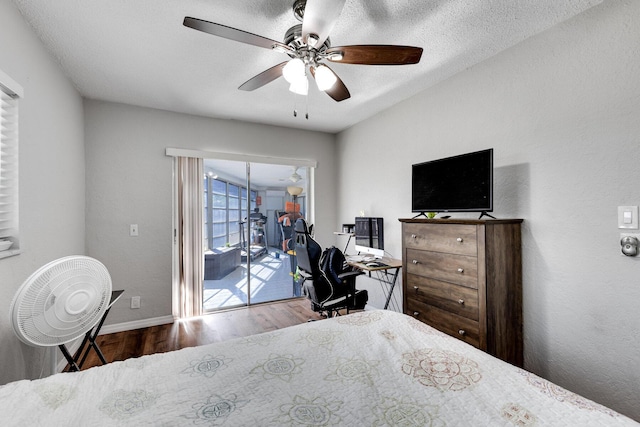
[0,310,636,426]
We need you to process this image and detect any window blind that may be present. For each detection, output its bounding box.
[0,74,21,251]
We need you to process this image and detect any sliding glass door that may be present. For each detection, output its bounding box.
[201,159,311,312]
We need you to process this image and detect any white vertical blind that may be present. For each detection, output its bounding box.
[175,157,204,318]
[0,71,22,254]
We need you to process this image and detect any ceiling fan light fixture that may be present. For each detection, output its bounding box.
[282,58,306,84]
[314,64,337,91]
[289,76,309,95]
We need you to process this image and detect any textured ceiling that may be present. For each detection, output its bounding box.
[12,0,601,134]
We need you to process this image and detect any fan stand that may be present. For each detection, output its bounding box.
[58,344,80,372]
[10,255,114,376]
[62,289,124,372]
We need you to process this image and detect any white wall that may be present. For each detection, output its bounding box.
[0,1,85,383]
[84,100,335,325]
[336,0,639,420]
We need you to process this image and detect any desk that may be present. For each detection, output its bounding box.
[63,289,124,371]
[347,257,402,311]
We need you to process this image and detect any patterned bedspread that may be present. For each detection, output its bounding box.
[0,310,637,426]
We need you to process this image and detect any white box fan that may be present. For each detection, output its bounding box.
[10,255,112,373]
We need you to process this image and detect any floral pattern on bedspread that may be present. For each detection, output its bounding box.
[183,393,249,426]
[520,371,622,418]
[501,402,537,426]
[182,354,232,378]
[0,310,637,426]
[373,396,445,427]
[35,382,76,409]
[250,354,305,383]
[99,389,157,420]
[274,395,344,426]
[402,348,482,391]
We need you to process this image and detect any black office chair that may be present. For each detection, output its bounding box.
[294,219,368,318]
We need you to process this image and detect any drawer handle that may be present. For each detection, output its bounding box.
[458,329,466,336]
[411,234,418,239]
[413,286,419,292]
[457,268,464,273]
[413,311,420,317]
[458,299,465,305]
[456,237,463,243]
[412,260,420,265]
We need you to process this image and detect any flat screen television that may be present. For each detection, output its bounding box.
[354,217,384,258]
[412,149,493,217]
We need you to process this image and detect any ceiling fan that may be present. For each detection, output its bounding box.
[183,0,423,103]
[278,166,303,183]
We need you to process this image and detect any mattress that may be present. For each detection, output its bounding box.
[0,310,636,426]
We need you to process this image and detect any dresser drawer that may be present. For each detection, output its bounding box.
[406,274,479,320]
[404,223,477,256]
[406,298,480,348]
[406,248,478,289]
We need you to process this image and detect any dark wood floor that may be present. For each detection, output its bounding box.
[76,298,323,371]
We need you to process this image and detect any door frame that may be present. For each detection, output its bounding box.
[167,148,317,317]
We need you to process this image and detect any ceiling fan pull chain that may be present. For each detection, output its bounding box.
[305,93,309,120]
[293,94,298,117]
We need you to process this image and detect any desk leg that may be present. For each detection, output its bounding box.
[343,235,352,254]
[383,268,400,310]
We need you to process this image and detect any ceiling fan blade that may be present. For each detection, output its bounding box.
[238,62,288,91]
[301,0,346,47]
[326,45,423,65]
[183,17,291,52]
[310,65,350,102]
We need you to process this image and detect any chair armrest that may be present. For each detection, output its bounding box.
[338,270,363,281]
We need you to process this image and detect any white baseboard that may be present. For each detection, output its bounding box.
[99,315,176,335]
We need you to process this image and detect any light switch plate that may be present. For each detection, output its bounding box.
[618,206,638,229]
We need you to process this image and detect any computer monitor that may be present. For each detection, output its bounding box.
[354,217,384,258]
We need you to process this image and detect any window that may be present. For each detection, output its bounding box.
[0,69,22,259]
[203,176,256,251]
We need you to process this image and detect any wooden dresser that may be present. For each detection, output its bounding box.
[399,218,523,367]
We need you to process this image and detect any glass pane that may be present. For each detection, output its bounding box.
[213,194,226,208]
[213,222,226,237]
[228,232,239,245]
[202,158,313,313]
[212,179,226,194]
[212,237,226,248]
[213,209,226,222]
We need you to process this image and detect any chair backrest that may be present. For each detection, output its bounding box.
[294,219,322,280]
[319,246,349,298]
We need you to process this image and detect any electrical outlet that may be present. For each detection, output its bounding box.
[131,296,141,309]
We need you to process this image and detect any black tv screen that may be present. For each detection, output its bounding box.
[412,149,493,213]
